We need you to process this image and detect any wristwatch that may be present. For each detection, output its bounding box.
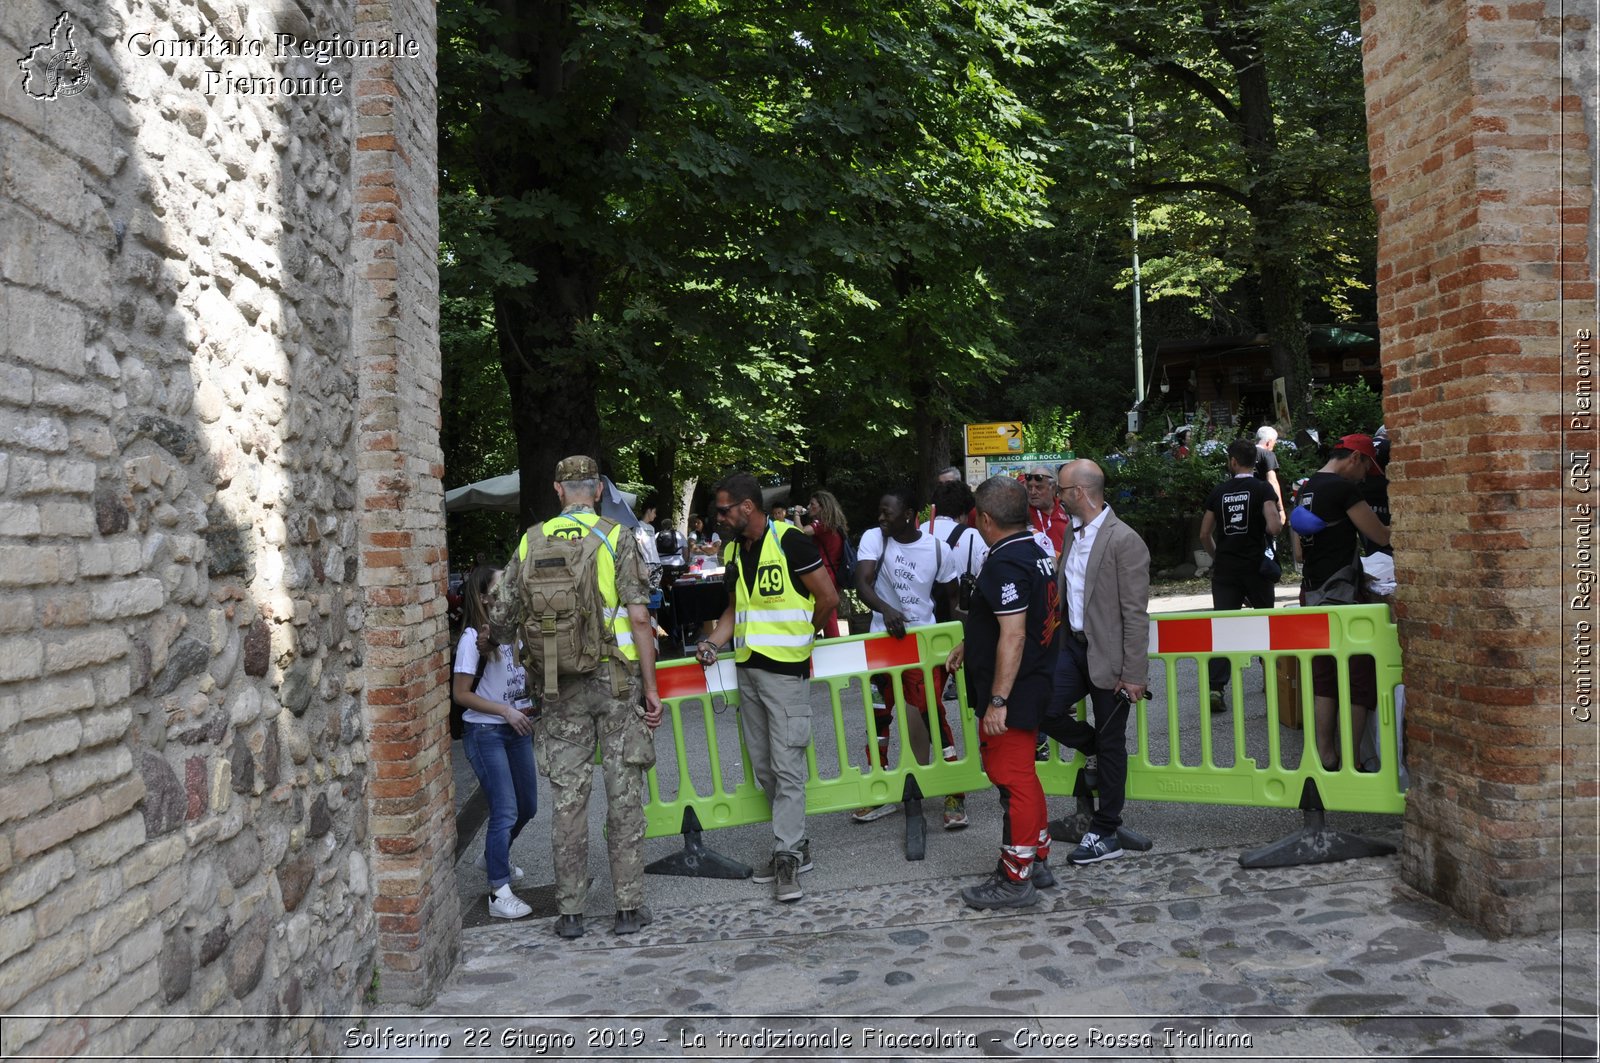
[989,695,1008,708]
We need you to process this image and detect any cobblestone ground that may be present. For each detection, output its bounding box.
[349,845,1597,1061]
[409,588,1596,1061]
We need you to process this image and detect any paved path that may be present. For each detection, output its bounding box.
[398,587,1599,1060]
[353,845,1596,1060]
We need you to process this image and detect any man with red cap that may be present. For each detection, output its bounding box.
[1289,434,1392,771]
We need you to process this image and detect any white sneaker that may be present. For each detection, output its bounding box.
[474,853,526,880]
[488,884,532,920]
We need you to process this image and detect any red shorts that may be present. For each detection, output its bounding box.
[871,666,954,748]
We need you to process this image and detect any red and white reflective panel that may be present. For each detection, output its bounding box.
[810,636,924,680]
[656,658,739,700]
[1149,612,1330,655]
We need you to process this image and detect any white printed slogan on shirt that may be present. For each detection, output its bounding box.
[1221,487,1253,536]
[858,528,961,632]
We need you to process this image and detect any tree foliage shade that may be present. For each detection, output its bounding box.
[438,0,1378,560]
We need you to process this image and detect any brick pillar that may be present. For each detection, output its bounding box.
[1360,0,1598,933]
[352,0,458,999]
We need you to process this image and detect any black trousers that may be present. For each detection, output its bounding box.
[1038,635,1129,837]
[1208,560,1275,692]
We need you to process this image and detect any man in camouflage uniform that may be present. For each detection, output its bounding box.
[491,455,663,939]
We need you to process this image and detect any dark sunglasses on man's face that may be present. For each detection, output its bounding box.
[715,502,740,516]
[1024,474,1051,483]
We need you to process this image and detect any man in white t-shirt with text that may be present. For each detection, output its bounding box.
[854,487,967,829]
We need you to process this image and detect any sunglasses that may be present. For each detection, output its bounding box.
[714,502,741,515]
[1024,474,1051,483]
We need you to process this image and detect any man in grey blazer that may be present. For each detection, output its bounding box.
[1039,459,1151,863]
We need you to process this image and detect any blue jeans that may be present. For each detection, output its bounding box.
[463,721,537,889]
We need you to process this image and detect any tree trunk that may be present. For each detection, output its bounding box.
[638,441,677,522]
[911,378,945,508]
[1210,0,1311,420]
[498,302,602,530]
[473,0,668,530]
[1255,228,1311,418]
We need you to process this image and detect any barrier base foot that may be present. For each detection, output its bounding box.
[1238,809,1396,869]
[1048,793,1153,852]
[1048,811,1093,844]
[644,837,752,879]
[1047,815,1153,853]
[903,777,926,861]
[645,809,752,879]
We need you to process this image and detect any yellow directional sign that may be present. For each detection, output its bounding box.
[965,421,1025,456]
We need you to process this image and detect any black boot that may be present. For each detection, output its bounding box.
[554,913,584,939]
[613,907,653,935]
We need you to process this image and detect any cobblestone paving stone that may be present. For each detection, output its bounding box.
[349,847,1598,1061]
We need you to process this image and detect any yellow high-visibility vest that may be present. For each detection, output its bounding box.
[723,520,814,664]
[520,512,637,662]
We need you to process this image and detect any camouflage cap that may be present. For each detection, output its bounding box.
[554,454,600,481]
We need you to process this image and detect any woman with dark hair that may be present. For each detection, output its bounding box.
[454,564,538,920]
[805,490,849,638]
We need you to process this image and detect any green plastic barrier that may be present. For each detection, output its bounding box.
[642,622,990,839]
[641,605,1403,841]
[1035,604,1405,815]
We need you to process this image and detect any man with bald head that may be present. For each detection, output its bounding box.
[1040,459,1151,864]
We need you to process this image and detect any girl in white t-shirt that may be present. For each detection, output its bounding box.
[455,565,537,920]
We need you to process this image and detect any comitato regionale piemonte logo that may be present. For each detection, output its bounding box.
[18,11,90,101]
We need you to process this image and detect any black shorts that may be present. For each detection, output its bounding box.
[1311,653,1378,706]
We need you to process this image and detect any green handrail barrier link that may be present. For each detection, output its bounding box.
[1035,604,1405,816]
[642,623,989,840]
[639,604,1402,871]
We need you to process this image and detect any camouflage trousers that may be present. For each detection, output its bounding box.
[534,668,657,915]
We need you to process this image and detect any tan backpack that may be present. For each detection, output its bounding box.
[516,515,619,699]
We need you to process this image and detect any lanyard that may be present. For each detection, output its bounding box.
[557,514,616,559]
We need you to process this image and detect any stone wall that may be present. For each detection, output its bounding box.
[0,0,450,1056]
[1361,0,1599,934]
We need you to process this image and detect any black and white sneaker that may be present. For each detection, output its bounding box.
[1067,831,1124,864]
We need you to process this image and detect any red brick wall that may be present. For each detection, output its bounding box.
[1360,0,1598,933]
[353,0,458,998]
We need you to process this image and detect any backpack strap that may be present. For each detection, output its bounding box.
[946,523,964,549]
[556,514,618,559]
[471,646,489,692]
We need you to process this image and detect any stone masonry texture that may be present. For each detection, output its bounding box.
[0,0,449,1057]
[1360,0,1598,934]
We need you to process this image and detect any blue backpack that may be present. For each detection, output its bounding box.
[835,535,858,589]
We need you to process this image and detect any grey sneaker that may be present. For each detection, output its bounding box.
[961,870,1039,910]
[773,852,803,903]
[1209,690,1226,714]
[850,803,898,823]
[751,841,812,883]
[1068,830,1124,864]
